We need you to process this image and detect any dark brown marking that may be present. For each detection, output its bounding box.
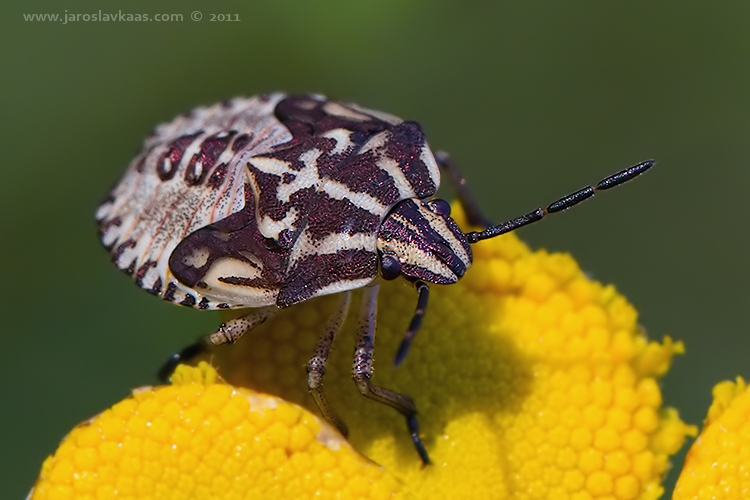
[304,194,380,243]
[329,148,401,206]
[199,297,210,309]
[180,294,197,307]
[169,189,286,294]
[206,162,228,189]
[164,282,177,302]
[148,277,163,295]
[277,249,377,307]
[111,239,136,267]
[274,96,389,139]
[243,95,404,246]
[98,216,122,240]
[99,193,115,209]
[157,133,201,181]
[134,260,157,288]
[185,133,235,185]
[383,122,436,199]
[232,133,251,153]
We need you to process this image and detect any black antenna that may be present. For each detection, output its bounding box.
[465,160,654,244]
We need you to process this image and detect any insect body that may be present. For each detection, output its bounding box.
[97,93,652,464]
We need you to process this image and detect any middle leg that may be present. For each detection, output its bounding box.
[307,292,352,436]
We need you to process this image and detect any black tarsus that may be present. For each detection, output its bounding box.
[465,160,654,244]
[157,339,210,382]
[393,281,430,367]
[408,414,431,466]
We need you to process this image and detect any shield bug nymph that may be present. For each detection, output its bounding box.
[97,93,652,464]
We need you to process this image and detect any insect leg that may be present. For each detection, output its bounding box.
[435,150,492,228]
[307,292,352,436]
[208,307,278,346]
[352,285,431,464]
[393,281,429,367]
[158,340,211,382]
[157,307,277,382]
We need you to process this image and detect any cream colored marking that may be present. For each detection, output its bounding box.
[322,129,354,155]
[116,133,208,263]
[420,144,441,187]
[260,207,299,239]
[288,231,374,268]
[377,213,457,282]
[99,94,291,304]
[239,250,265,270]
[415,202,471,266]
[183,247,210,268]
[248,149,323,206]
[191,158,204,180]
[313,277,375,299]
[160,155,172,174]
[277,148,322,203]
[206,256,262,282]
[200,256,277,308]
[247,156,296,177]
[356,130,387,156]
[317,231,374,254]
[297,99,320,110]
[319,180,388,216]
[376,155,416,200]
[346,102,402,125]
[322,101,372,122]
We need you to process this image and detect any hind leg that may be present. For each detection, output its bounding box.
[435,150,492,228]
[158,307,277,382]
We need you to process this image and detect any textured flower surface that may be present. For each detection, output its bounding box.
[673,378,750,499]
[30,363,401,500]
[29,208,696,500]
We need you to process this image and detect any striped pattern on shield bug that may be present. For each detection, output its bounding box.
[97,93,653,464]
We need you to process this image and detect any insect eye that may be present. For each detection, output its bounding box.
[380,254,402,280]
[429,199,451,217]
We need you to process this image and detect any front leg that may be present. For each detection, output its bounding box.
[351,285,431,465]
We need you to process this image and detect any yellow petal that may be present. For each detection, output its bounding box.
[30,205,695,499]
[673,377,750,500]
[30,363,403,500]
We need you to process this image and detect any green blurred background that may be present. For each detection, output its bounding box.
[3,0,748,496]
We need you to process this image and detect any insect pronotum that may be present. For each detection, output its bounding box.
[97,93,652,464]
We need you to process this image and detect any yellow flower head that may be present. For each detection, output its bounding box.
[30,207,696,500]
[673,377,750,499]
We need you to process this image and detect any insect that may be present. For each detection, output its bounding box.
[97,93,652,464]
